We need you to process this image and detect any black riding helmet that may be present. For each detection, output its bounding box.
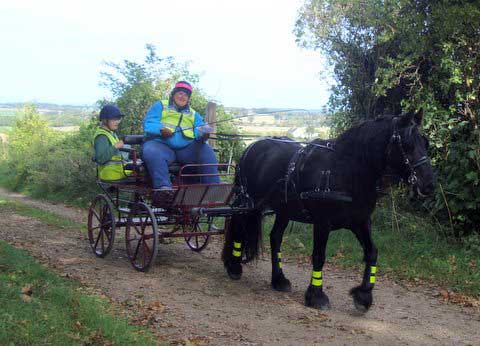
[99,104,124,120]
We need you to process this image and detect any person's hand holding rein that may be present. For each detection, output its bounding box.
[198,124,213,141]
[114,140,124,149]
[161,128,173,138]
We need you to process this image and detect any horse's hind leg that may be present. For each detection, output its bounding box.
[222,214,244,280]
[270,213,291,292]
[305,222,331,310]
[350,219,378,312]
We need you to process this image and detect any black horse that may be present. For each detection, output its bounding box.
[222,111,435,311]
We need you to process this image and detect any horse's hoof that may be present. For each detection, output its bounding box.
[350,286,372,312]
[225,262,242,280]
[271,276,292,292]
[353,301,368,313]
[304,285,331,310]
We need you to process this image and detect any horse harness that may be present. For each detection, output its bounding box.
[235,137,353,218]
[387,121,430,187]
[282,140,354,223]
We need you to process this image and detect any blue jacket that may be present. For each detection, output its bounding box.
[143,101,204,149]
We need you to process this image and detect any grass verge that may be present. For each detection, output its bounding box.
[0,198,80,231]
[0,240,157,345]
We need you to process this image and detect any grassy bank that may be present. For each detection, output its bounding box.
[0,240,157,345]
[0,198,159,344]
[0,198,80,230]
[263,198,480,296]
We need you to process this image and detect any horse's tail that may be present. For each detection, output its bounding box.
[222,210,263,264]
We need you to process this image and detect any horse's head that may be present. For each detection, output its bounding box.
[387,111,436,197]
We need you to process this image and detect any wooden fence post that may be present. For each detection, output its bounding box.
[205,102,217,148]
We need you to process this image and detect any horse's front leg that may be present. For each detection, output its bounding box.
[305,222,331,310]
[270,213,291,291]
[350,219,378,312]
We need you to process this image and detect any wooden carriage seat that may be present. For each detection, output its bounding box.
[122,135,182,175]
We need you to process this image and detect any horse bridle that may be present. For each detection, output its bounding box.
[388,125,429,186]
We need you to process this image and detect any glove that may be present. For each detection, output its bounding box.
[160,128,173,138]
[197,124,213,141]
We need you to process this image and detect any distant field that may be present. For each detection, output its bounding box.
[0,109,15,116]
[0,125,80,135]
[52,126,80,132]
[238,124,330,139]
[238,124,291,134]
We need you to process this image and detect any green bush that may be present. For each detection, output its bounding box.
[1,105,98,206]
[28,121,98,204]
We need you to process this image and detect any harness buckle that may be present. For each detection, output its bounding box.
[408,172,418,185]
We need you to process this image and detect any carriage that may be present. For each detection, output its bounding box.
[87,135,246,272]
[87,111,434,312]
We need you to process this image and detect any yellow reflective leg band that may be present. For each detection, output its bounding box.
[232,241,241,257]
[369,266,377,284]
[311,271,322,287]
[278,252,282,268]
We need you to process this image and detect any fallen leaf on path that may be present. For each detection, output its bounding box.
[148,300,166,313]
[21,284,33,295]
[183,336,210,346]
[434,289,480,307]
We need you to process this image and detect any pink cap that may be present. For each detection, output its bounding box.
[175,82,192,92]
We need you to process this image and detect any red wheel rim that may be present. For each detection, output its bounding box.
[87,194,115,258]
[184,221,210,252]
[125,202,158,271]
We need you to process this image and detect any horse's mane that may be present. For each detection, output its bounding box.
[333,115,395,160]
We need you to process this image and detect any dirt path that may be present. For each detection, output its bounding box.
[1,188,479,345]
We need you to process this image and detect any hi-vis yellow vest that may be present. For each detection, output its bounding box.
[93,127,132,181]
[160,100,196,138]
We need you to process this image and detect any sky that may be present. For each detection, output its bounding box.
[0,0,331,109]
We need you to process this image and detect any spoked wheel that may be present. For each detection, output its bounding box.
[87,194,116,258]
[125,202,158,272]
[183,220,211,252]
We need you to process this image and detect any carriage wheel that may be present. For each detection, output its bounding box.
[87,194,116,258]
[183,220,211,252]
[125,202,158,272]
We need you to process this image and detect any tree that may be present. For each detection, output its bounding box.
[295,0,480,235]
[6,104,55,190]
[100,44,245,163]
[100,44,198,135]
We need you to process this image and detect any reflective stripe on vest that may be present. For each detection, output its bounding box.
[93,127,131,181]
[160,100,196,138]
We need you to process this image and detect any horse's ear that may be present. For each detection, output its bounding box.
[414,108,424,125]
[398,111,415,127]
